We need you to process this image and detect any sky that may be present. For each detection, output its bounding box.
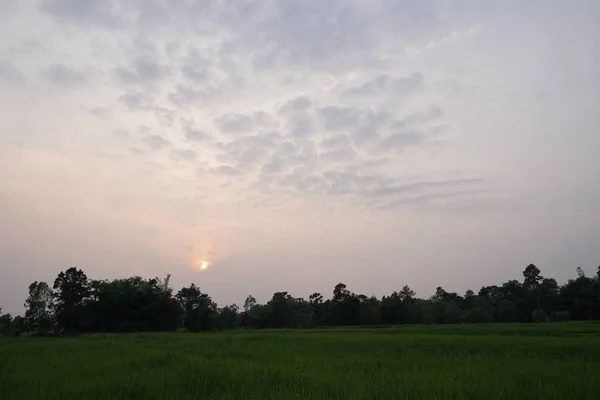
[1,0,599,314]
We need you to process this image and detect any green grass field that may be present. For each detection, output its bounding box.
[1,323,599,400]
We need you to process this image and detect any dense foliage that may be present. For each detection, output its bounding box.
[1,264,600,335]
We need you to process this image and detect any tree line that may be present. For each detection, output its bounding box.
[1,264,600,336]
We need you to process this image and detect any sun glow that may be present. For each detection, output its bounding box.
[191,244,220,272]
[199,260,209,271]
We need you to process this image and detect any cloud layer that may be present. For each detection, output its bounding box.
[1,0,599,313]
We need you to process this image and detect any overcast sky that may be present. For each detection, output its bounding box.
[1,1,599,314]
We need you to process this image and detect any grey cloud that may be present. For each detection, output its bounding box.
[171,149,197,161]
[246,131,283,148]
[286,113,315,138]
[236,147,269,170]
[180,48,212,83]
[367,178,484,198]
[40,63,87,86]
[276,141,297,157]
[39,0,124,28]
[277,172,328,195]
[217,113,254,134]
[344,73,424,97]
[169,85,215,106]
[114,57,170,85]
[351,110,392,145]
[258,169,484,210]
[119,90,154,110]
[319,147,358,164]
[403,106,443,126]
[143,134,171,150]
[215,112,276,137]
[38,1,472,74]
[320,134,352,150]
[213,165,242,177]
[154,107,175,127]
[377,189,488,210]
[185,129,211,142]
[318,106,361,131]
[278,95,313,114]
[261,162,282,175]
[273,169,389,198]
[248,1,377,69]
[0,61,26,85]
[90,106,110,118]
[380,131,425,149]
[214,132,281,171]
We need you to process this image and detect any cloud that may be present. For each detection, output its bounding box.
[278,95,313,114]
[0,61,25,87]
[403,106,443,125]
[344,73,424,97]
[350,110,392,145]
[40,63,88,86]
[119,90,154,110]
[171,149,196,162]
[319,147,358,165]
[114,57,170,85]
[185,129,211,142]
[216,113,255,135]
[213,131,281,171]
[247,1,377,69]
[90,106,111,119]
[318,106,362,131]
[142,134,171,150]
[286,113,315,138]
[380,131,426,149]
[320,134,352,150]
[366,178,484,198]
[39,0,123,28]
[261,161,282,175]
[180,48,212,83]
[213,165,242,177]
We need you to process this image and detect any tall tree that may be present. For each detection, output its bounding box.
[24,281,54,335]
[176,284,217,331]
[53,267,91,333]
[523,264,542,289]
[309,293,324,326]
[243,295,257,312]
[0,309,11,337]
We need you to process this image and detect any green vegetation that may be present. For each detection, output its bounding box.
[1,323,599,400]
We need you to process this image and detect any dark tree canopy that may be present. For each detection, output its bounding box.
[2,263,600,336]
[53,267,91,333]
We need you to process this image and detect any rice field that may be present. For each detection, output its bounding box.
[1,323,599,400]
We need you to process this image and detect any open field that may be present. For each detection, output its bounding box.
[1,323,600,400]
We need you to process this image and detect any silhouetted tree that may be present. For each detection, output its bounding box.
[0,309,12,337]
[53,267,91,333]
[176,284,217,331]
[6,262,600,334]
[23,281,54,335]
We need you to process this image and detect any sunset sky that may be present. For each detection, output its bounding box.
[1,0,599,314]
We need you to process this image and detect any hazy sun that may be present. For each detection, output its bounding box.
[199,260,209,271]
